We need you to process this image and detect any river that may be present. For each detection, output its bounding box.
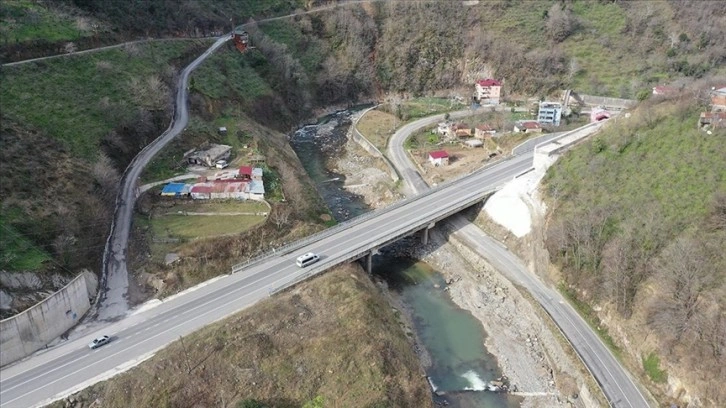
[290,112,521,407]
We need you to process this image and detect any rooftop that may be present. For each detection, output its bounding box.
[476,78,502,87]
[429,150,449,159]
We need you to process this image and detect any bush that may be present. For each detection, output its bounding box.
[642,352,667,383]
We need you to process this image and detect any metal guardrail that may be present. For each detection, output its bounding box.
[265,184,501,295]
[231,155,520,274]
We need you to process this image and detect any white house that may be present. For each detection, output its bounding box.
[514,121,542,133]
[428,150,449,166]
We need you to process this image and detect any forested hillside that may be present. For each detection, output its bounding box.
[544,92,726,405]
[2,0,724,311]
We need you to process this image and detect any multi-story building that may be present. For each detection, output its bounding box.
[537,101,562,126]
[475,79,502,104]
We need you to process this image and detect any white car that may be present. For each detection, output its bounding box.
[88,335,111,349]
[215,160,229,169]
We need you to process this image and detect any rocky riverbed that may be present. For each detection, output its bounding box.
[333,122,600,407]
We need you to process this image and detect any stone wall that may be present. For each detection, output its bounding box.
[0,271,97,367]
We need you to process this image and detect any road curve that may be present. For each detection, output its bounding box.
[385,117,654,407]
[97,36,230,320]
[97,0,375,321]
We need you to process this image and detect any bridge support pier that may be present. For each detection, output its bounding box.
[421,222,435,245]
[365,251,373,274]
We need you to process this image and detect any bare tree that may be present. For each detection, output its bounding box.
[648,236,714,344]
[545,3,577,43]
[271,205,292,230]
[92,153,120,204]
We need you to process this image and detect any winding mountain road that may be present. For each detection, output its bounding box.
[97,35,230,320]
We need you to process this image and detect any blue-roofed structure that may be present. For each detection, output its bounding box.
[161,183,190,197]
[248,180,265,200]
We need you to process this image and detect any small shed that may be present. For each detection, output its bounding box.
[475,124,496,139]
[428,150,449,167]
[160,183,190,197]
[218,126,227,135]
[464,139,483,148]
[248,180,265,200]
[251,167,263,181]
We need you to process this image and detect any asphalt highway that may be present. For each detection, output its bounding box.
[386,115,653,408]
[1,152,533,408]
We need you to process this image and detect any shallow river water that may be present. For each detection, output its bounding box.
[290,113,521,407]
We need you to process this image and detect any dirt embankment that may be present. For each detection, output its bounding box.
[51,264,433,408]
[334,135,602,407]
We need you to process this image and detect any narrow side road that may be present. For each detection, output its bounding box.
[385,118,654,408]
[97,35,229,320]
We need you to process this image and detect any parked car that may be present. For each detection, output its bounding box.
[215,160,229,169]
[88,335,111,349]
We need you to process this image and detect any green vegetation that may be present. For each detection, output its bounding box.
[0,216,51,271]
[192,49,273,101]
[559,283,621,358]
[0,0,87,43]
[1,39,211,159]
[151,212,265,241]
[545,97,726,404]
[48,265,432,408]
[642,352,668,384]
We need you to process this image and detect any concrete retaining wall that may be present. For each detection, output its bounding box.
[0,271,96,367]
[350,107,400,182]
[578,94,635,110]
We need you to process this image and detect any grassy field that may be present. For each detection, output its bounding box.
[0,215,51,271]
[355,109,397,150]
[0,0,89,44]
[642,352,668,384]
[150,201,267,241]
[192,47,273,102]
[49,264,432,408]
[0,39,212,159]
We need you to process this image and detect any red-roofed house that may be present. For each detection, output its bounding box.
[428,150,449,167]
[238,166,253,180]
[514,121,542,133]
[475,79,502,104]
[190,181,249,200]
[475,124,496,139]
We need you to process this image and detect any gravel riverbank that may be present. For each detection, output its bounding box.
[333,131,599,407]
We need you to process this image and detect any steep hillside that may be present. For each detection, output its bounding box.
[0,0,305,62]
[543,95,726,405]
[48,264,433,408]
[0,40,209,307]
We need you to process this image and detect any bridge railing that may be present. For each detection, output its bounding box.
[266,185,501,295]
[231,156,518,274]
